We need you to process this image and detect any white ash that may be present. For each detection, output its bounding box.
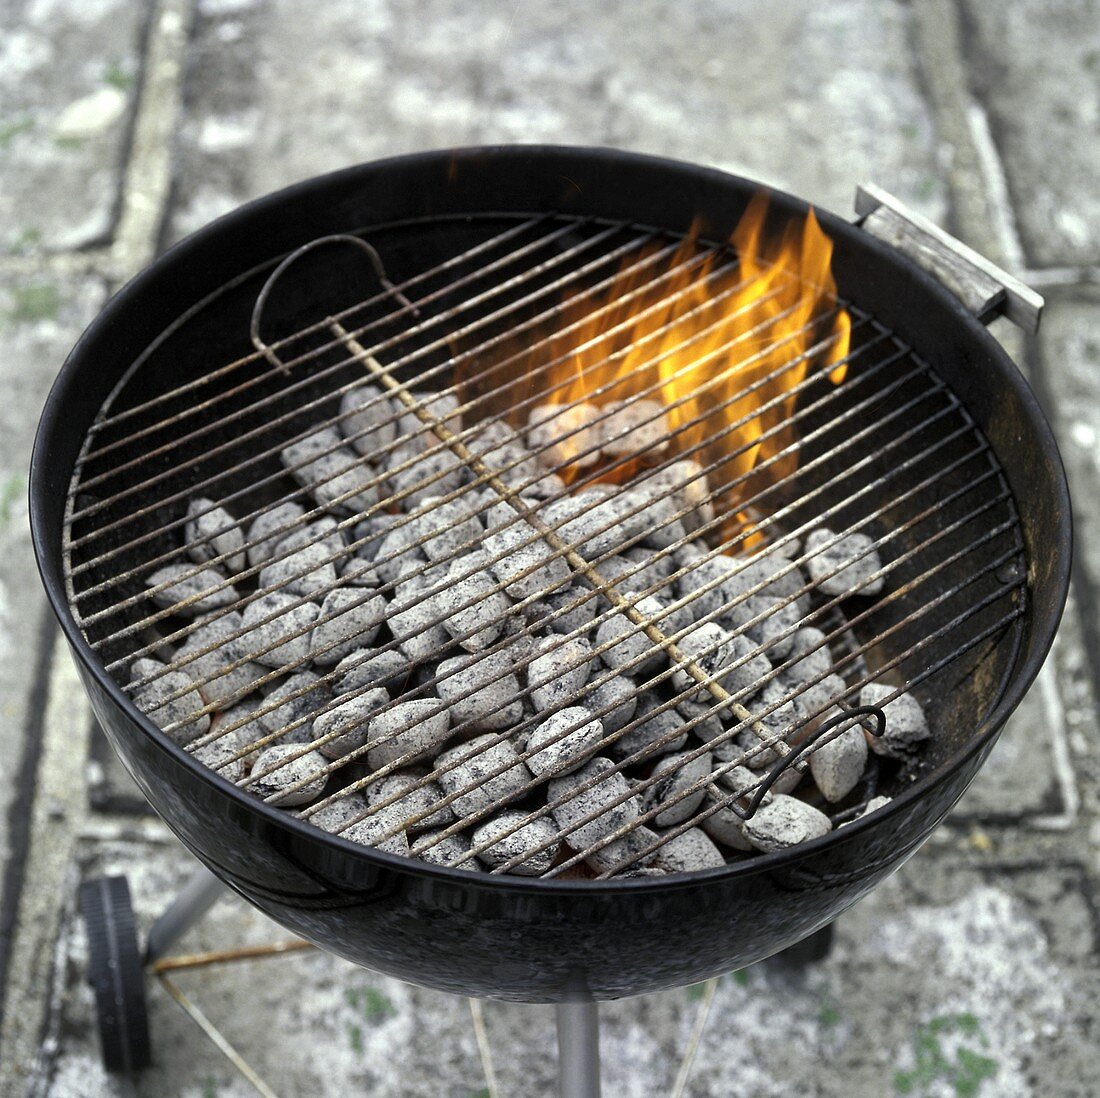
[527,402,603,468]
[343,808,411,856]
[333,647,409,695]
[387,568,451,662]
[741,794,832,853]
[587,673,637,734]
[339,383,398,457]
[483,505,572,600]
[548,756,640,849]
[238,592,319,668]
[174,611,266,708]
[525,706,604,778]
[366,770,453,834]
[312,687,389,759]
[436,734,531,819]
[805,528,885,597]
[600,398,669,457]
[145,562,237,616]
[408,495,484,562]
[652,828,725,873]
[130,658,210,744]
[644,750,712,826]
[595,596,667,675]
[583,824,660,875]
[411,828,482,870]
[859,683,930,757]
[308,588,387,665]
[192,735,248,783]
[436,554,513,651]
[701,765,767,850]
[609,691,688,762]
[185,498,246,574]
[386,441,464,507]
[308,789,369,833]
[436,649,524,732]
[635,460,714,532]
[472,810,560,875]
[366,698,451,768]
[246,501,306,568]
[528,635,595,712]
[249,745,328,806]
[808,710,869,802]
[259,670,331,742]
[280,427,377,515]
[258,540,338,599]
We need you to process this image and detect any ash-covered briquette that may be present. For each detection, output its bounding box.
[134,394,925,878]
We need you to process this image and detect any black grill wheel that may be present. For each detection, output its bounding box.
[78,876,152,1072]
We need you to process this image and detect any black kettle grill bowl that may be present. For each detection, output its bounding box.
[30,147,1070,1001]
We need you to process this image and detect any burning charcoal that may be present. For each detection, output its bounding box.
[398,389,462,447]
[192,735,249,783]
[388,568,451,662]
[247,501,306,568]
[185,498,246,574]
[436,554,513,651]
[308,588,387,666]
[238,592,320,669]
[334,647,409,696]
[770,768,803,796]
[583,824,660,875]
[250,745,328,806]
[548,756,640,848]
[621,545,675,593]
[351,511,398,557]
[145,562,237,617]
[859,683,930,757]
[366,770,453,834]
[672,623,769,702]
[740,794,831,852]
[644,750,712,826]
[702,765,767,850]
[808,709,868,802]
[543,490,647,558]
[528,583,597,637]
[600,398,669,457]
[259,670,332,742]
[259,540,338,599]
[468,420,545,487]
[280,427,377,515]
[674,554,740,622]
[842,794,892,826]
[366,698,451,768]
[130,658,210,744]
[411,828,482,870]
[408,495,484,563]
[651,828,725,873]
[526,402,602,468]
[386,441,464,508]
[805,528,885,597]
[595,596,667,675]
[528,636,595,713]
[436,734,531,818]
[210,698,267,765]
[635,460,714,532]
[340,555,380,587]
[525,707,604,777]
[791,672,847,721]
[309,789,369,833]
[783,627,833,685]
[372,522,428,585]
[587,673,637,734]
[271,515,347,561]
[436,650,524,732]
[677,696,725,743]
[619,867,668,878]
[610,691,688,762]
[309,686,388,760]
[484,508,571,600]
[340,383,398,456]
[343,808,411,856]
[620,489,688,552]
[472,811,560,875]
[174,611,266,709]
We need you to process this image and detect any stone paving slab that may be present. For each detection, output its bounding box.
[961,1,1100,268]
[0,0,147,255]
[166,0,947,246]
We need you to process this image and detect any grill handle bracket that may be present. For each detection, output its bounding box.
[855,183,1044,334]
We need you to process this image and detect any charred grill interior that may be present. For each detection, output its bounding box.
[63,209,1028,880]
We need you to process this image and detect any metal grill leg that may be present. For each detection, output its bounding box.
[556,1001,601,1098]
[144,866,226,964]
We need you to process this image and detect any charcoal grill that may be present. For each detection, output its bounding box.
[30,148,1069,1094]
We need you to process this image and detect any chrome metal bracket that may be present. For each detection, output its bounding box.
[855,183,1044,334]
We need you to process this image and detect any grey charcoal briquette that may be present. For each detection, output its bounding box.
[701,765,767,850]
[386,441,464,508]
[526,402,602,468]
[339,383,398,456]
[258,670,331,742]
[859,682,931,757]
[312,687,389,759]
[308,588,387,666]
[782,627,833,686]
[340,555,380,587]
[804,528,885,597]
[280,427,377,514]
[246,501,307,568]
[436,554,513,651]
[145,562,237,616]
[842,794,892,826]
[398,389,462,447]
[651,828,726,873]
[542,490,647,558]
[388,568,452,662]
[676,695,726,743]
[274,516,348,563]
[308,789,369,833]
[210,698,267,764]
[790,672,847,721]
[435,734,531,819]
[333,647,409,695]
[671,623,770,702]
[411,828,482,870]
[740,794,832,852]
[587,673,637,734]
[343,808,411,856]
[548,756,640,849]
[528,635,595,712]
[185,498,246,574]
[192,735,248,783]
[635,460,713,532]
[366,770,454,834]
[351,512,398,557]
[372,522,428,584]
[808,710,869,802]
[259,540,338,598]
[643,750,712,826]
[674,554,740,621]
[471,811,560,875]
[436,649,524,732]
[130,658,210,744]
[238,592,320,668]
[484,508,571,600]
[583,824,660,875]
[527,583,597,637]
[600,398,669,457]
[249,745,328,806]
[525,707,604,777]
[609,691,688,762]
[408,495,484,562]
[366,698,452,768]
[595,596,667,675]
[174,611,266,708]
